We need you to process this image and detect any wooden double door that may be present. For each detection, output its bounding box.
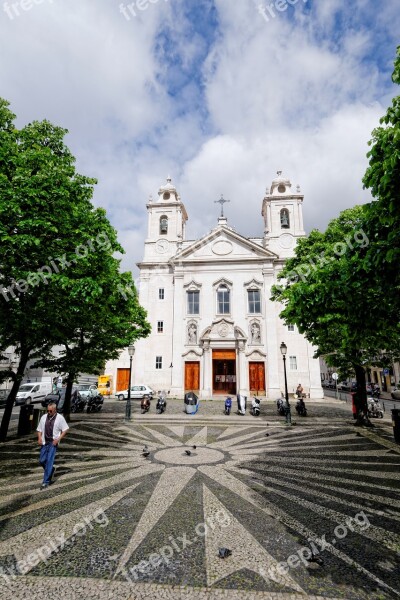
[185,361,200,392]
[249,362,266,394]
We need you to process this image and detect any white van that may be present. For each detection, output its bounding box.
[15,382,53,406]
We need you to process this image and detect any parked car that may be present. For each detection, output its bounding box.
[391,387,400,400]
[15,382,52,406]
[116,385,154,401]
[76,384,99,399]
[42,387,83,413]
[0,390,8,409]
[337,381,349,391]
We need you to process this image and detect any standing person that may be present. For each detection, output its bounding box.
[37,402,69,490]
[296,383,304,398]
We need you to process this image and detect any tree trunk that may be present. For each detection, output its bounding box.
[354,364,370,426]
[63,372,76,423]
[0,352,29,442]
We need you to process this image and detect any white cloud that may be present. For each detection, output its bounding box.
[0,0,398,276]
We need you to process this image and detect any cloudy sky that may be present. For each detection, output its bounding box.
[1,0,399,274]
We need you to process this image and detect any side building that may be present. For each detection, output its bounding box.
[106,172,323,400]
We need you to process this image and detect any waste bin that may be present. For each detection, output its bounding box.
[392,409,400,444]
[350,392,357,419]
[32,408,46,431]
[18,405,34,436]
[184,392,199,415]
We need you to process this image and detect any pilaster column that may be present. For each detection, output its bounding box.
[171,271,184,395]
[263,268,281,398]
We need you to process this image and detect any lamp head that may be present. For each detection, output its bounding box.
[280,342,287,356]
[128,345,135,357]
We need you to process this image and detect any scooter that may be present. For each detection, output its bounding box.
[224,397,232,415]
[276,398,286,416]
[86,393,104,413]
[367,397,383,418]
[141,395,151,414]
[237,394,247,416]
[295,397,307,416]
[71,392,87,413]
[250,397,261,416]
[156,391,167,414]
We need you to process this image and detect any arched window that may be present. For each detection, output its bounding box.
[280,209,290,229]
[160,216,168,235]
[217,285,230,314]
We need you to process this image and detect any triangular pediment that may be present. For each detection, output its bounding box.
[171,225,278,263]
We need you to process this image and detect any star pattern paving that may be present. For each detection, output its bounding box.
[0,412,399,599]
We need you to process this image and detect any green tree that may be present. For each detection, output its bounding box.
[362,45,400,322]
[0,99,150,440]
[271,206,400,423]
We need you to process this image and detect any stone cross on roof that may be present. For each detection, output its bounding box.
[215,194,230,218]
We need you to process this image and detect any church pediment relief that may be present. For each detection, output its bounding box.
[172,226,278,263]
[201,318,235,341]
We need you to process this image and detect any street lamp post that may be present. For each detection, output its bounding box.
[280,342,291,425]
[125,345,135,421]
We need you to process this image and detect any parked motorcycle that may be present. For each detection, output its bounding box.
[250,397,261,417]
[276,398,286,416]
[224,397,232,415]
[237,394,247,416]
[156,391,167,414]
[367,397,383,419]
[86,393,104,413]
[71,391,87,413]
[295,396,307,416]
[141,395,151,414]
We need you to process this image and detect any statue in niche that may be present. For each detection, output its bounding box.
[188,323,197,344]
[251,322,261,344]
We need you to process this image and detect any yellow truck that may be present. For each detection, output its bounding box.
[97,375,113,397]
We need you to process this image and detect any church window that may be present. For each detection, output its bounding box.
[278,184,286,193]
[280,209,290,229]
[248,290,261,313]
[157,321,164,333]
[288,324,295,332]
[289,356,297,370]
[187,291,199,314]
[160,216,168,235]
[217,285,230,314]
[156,356,162,369]
[159,288,165,300]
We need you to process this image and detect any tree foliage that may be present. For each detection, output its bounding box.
[362,45,400,318]
[271,48,400,423]
[271,206,400,421]
[0,98,150,440]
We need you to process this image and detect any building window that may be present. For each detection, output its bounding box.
[156,356,162,369]
[217,285,230,314]
[187,291,200,315]
[280,209,290,229]
[157,321,164,333]
[288,324,295,332]
[289,356,297,370]
[248,290,261,313]
[160,216,168,235]
[159,288,165,300]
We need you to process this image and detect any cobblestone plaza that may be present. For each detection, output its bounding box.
[0,399,399,599]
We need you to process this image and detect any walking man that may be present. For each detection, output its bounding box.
[37,402,69,490]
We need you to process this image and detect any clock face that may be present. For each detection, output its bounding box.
[156,239,169,254]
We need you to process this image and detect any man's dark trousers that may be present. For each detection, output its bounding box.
[39,443,57,485]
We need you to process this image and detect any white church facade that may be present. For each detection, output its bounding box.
[105,172,323,400]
